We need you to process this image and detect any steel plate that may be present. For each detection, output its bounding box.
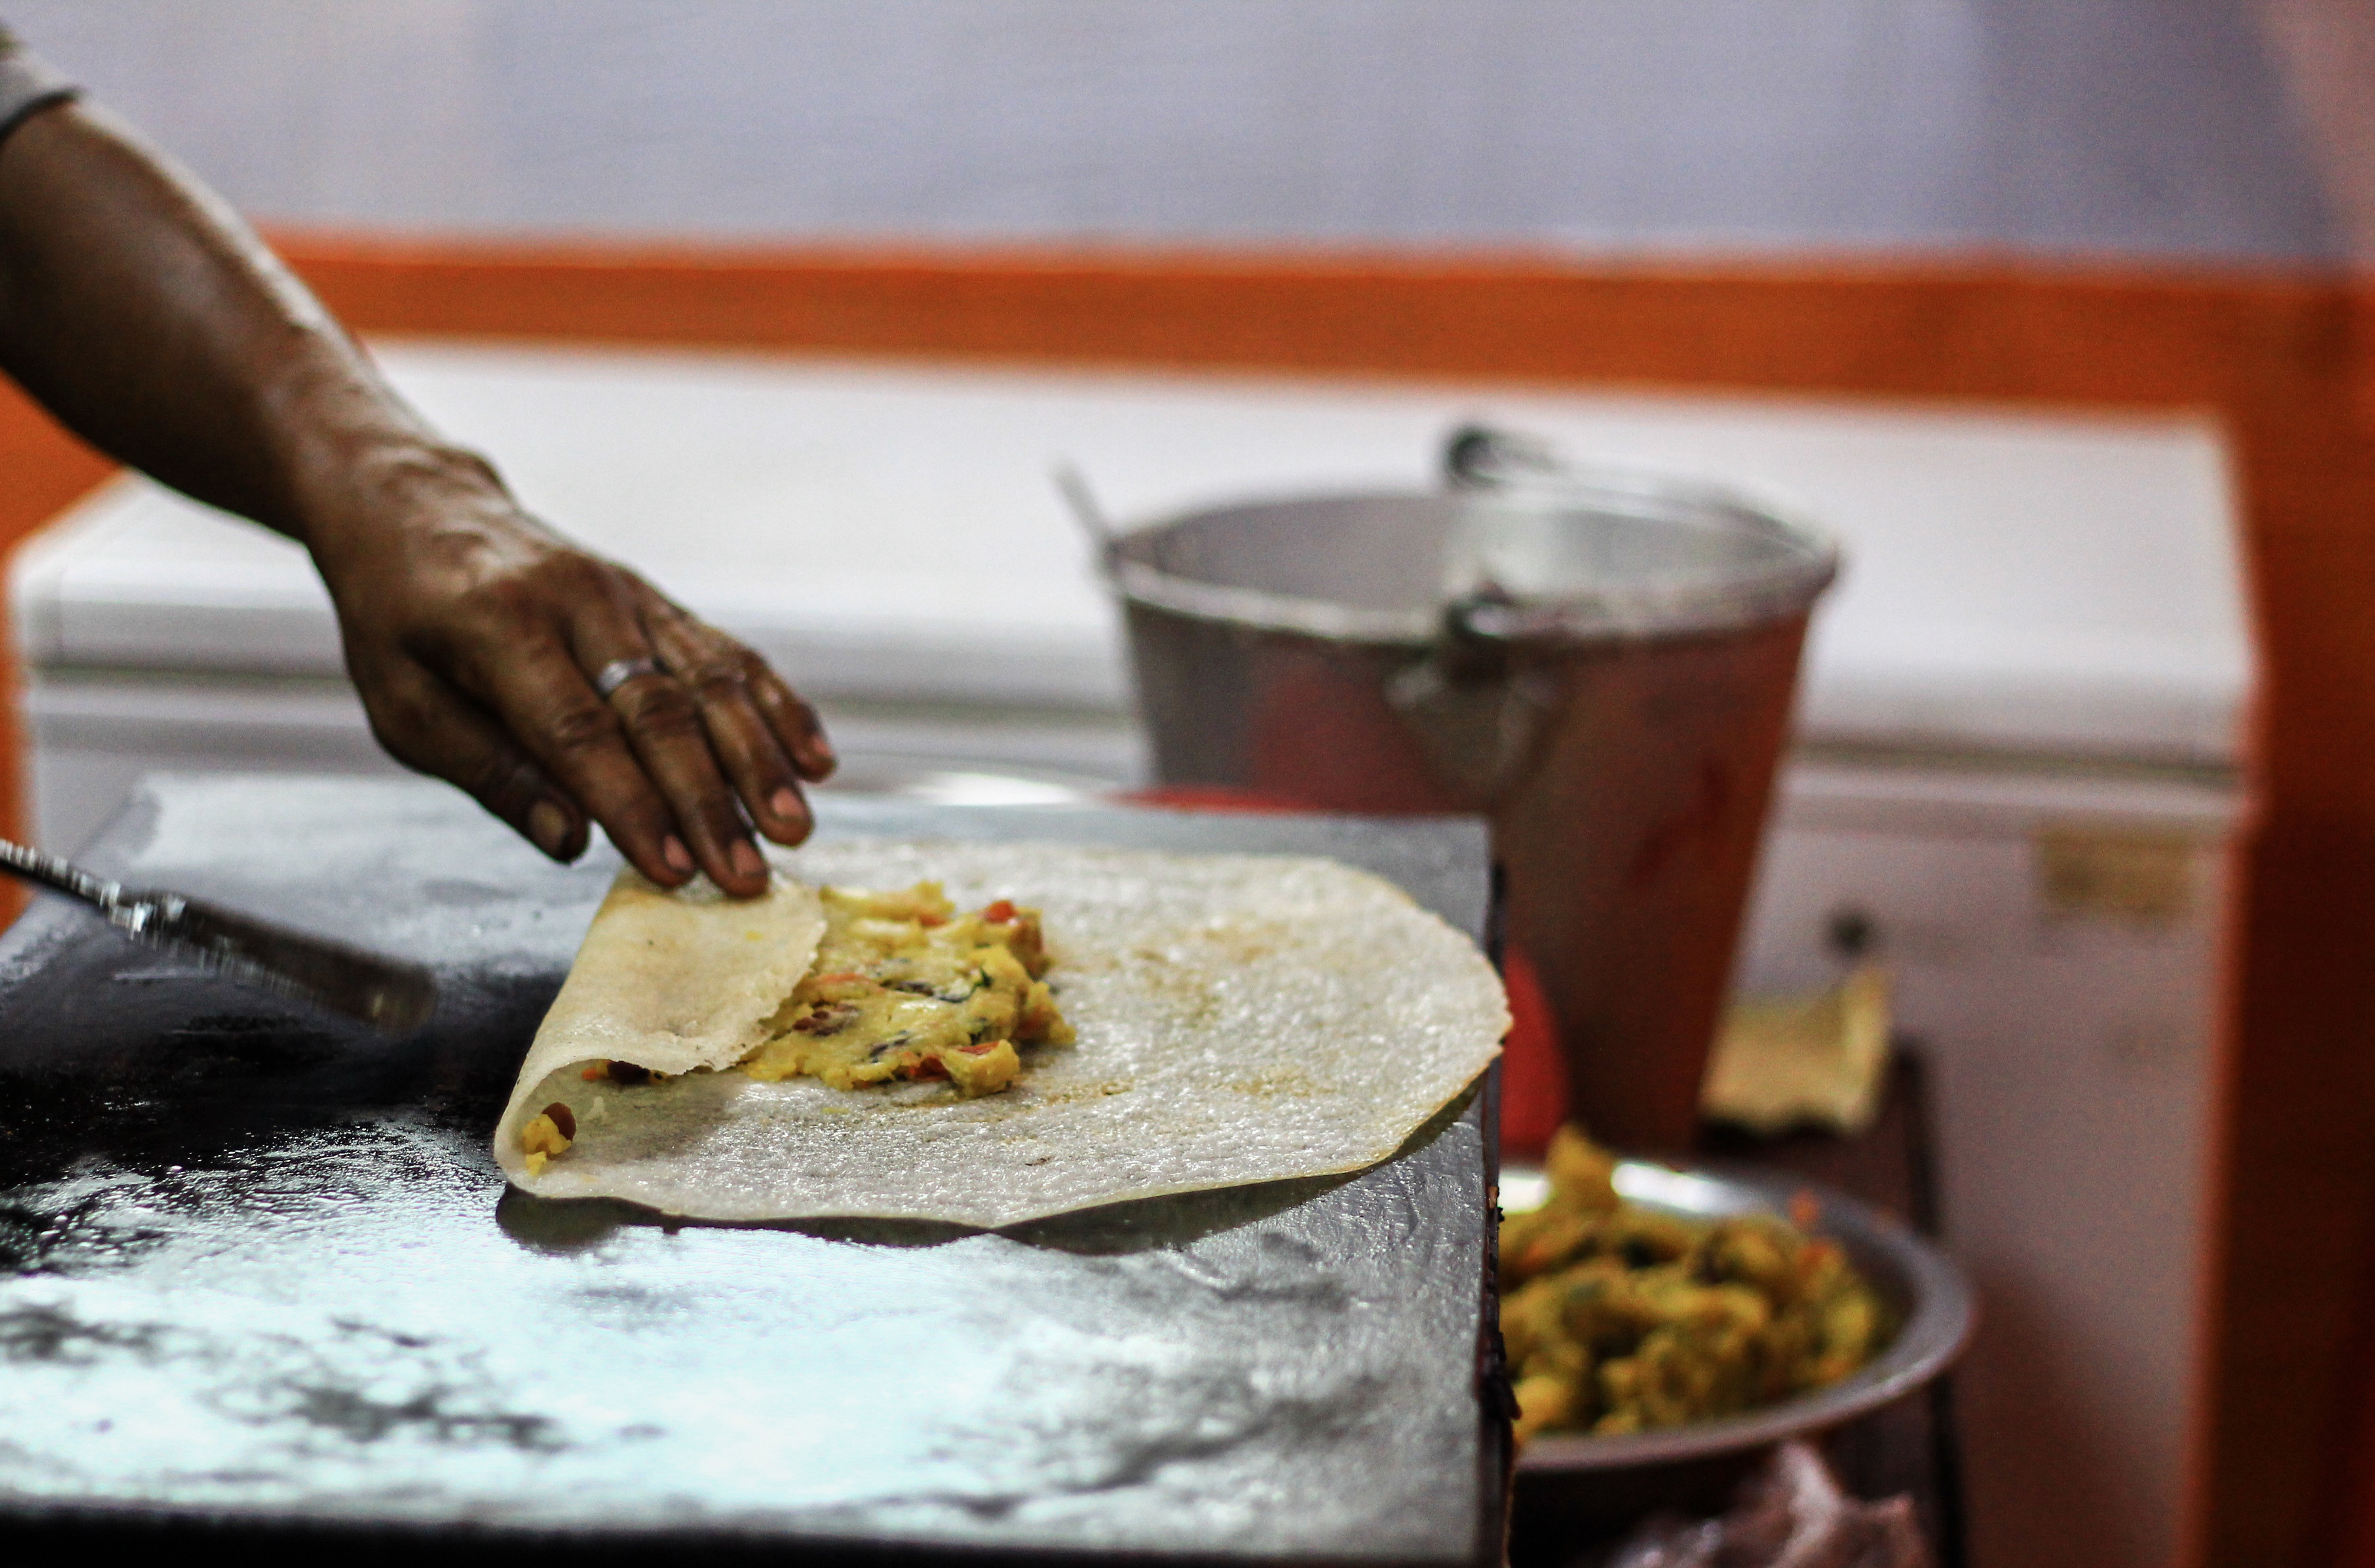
[1509,1157,1974,1473]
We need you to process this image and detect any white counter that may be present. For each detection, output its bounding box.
[17,340,2248,770]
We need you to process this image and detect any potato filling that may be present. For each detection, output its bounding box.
[519,1102,574,1175]
[740,883,1071,1098]
[1500,1127,1889,1443]
[518,882,1072,1172]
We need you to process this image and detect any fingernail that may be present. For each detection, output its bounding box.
[528,799,573,859]
[730,839,766,880]
[769,787,801,821]
[662,836,695,875]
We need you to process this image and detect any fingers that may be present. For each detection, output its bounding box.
[752,664,837,783]
[598,662,774,894]
[445,581,761,893]
[642,607,828,844]
[408,542,831,897]
[357,661,590,864]
[527,657,713,891]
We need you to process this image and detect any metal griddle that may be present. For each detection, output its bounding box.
[0,776,1507,1565]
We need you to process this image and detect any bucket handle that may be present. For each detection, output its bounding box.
[1443,422,1564,492]
[1053,462,1119,565]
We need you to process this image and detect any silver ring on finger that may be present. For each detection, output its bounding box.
[592,656,665,699]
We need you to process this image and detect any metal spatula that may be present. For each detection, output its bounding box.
[0,835,437,1034]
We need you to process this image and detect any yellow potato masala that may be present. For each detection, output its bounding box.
[1501,1127,1889,1443]
[740,882,1072,1098]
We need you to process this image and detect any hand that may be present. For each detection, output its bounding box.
[310,453,833,898]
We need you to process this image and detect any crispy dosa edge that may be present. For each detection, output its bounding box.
[492,868,826,1186]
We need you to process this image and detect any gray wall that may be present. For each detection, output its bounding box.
[6,0,2349,262]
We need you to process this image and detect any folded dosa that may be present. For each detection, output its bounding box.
[494,840,1508,1227]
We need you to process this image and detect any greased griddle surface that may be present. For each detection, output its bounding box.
[0,778,1499,1564]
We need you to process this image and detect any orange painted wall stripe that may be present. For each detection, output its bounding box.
[281,235,2353,407]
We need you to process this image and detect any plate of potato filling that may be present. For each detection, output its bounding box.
[1503,1129,1972,1471]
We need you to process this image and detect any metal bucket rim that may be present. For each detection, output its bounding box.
[1103,475,1839,648]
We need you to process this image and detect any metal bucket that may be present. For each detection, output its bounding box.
[1097,433,1838,1153]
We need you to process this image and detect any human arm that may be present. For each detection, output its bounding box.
[0,94,829,896]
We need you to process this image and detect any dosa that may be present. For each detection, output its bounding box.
[494,840,1508,1228]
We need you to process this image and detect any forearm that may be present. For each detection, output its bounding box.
[0,90,829,892]
[0,100,501,561]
